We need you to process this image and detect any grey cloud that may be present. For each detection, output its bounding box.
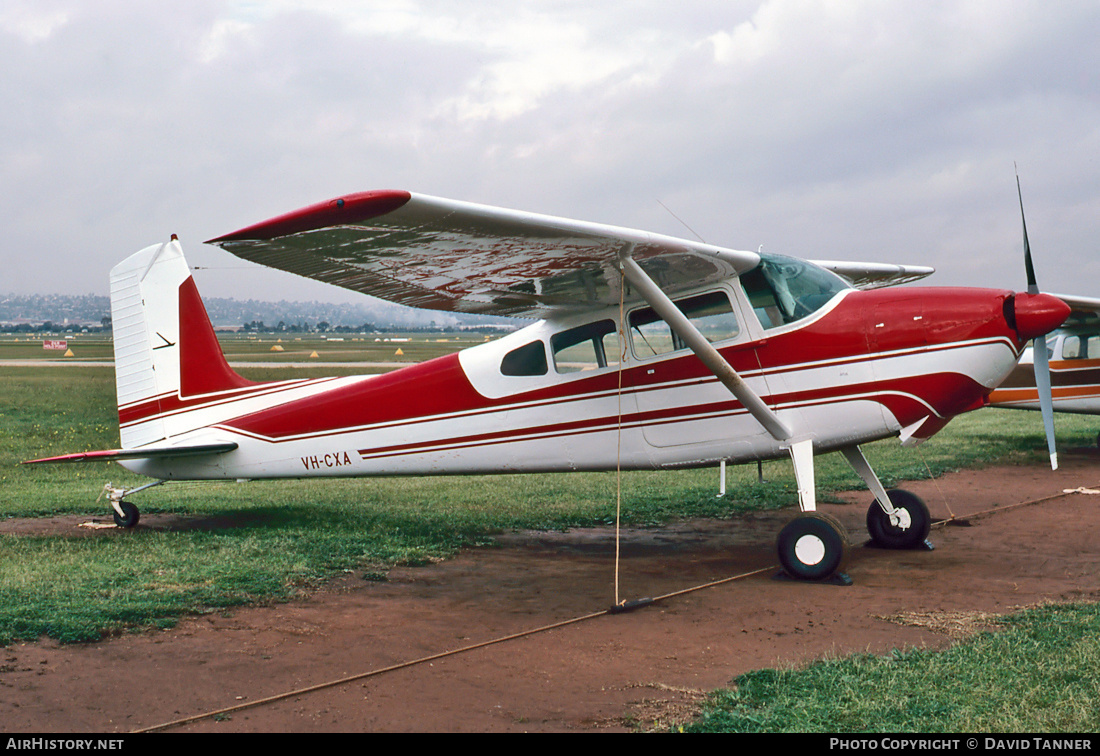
[1,1,1097,303]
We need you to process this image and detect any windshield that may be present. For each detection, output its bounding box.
[739,253,850,329]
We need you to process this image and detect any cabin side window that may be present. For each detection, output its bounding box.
[550,320,621,374]
[1061,334,1100,360]
[1086,336,1100,359]
[500,341,548,376]
[628,291,739,359]
[739,253,849,330]
[1063,336,1081,359]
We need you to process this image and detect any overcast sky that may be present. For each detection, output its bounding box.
[3,0,1098,307]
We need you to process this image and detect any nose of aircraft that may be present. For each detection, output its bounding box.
[1012,292,1070,342]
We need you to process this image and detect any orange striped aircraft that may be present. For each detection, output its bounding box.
[989,300,1100,445]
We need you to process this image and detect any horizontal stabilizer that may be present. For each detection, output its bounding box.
[22,442,238,465]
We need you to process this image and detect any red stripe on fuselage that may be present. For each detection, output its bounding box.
[117,378,339,428]
[222,353,487,439]
[349,371,986,461]
[206,286,1019,447]
[219,344,992,448]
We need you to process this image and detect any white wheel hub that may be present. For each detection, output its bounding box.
[794,534,826,566]
[889,507,913,530]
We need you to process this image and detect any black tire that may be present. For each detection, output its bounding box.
[866,489,930,549]
[777,513,849,581]
[112,501,140,529]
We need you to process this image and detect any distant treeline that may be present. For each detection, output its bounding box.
[236,320,512,334]
[0,293,519,332]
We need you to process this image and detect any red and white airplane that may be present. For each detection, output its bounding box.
[25,189,1071,583]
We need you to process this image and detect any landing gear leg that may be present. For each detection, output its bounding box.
[840,446,932,550]
[100,480,164,529]
[776,438,852,583]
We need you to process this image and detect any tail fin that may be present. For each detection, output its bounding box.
[110,238,253,448]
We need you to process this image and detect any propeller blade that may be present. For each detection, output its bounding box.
[1031,335,1059,470]
[1017,166,1038,295]
[1016,167,1058,469]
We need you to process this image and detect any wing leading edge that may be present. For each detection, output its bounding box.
[207,191,762,318]
[1052,293,1100,327]
[810,260,935,290]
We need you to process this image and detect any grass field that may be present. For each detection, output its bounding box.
[684,602,1100,733]
[2,336,1098,731]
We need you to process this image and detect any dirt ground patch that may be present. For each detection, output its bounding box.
[2,451,1099,733]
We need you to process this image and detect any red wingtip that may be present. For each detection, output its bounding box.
[22,449,125,464]
[206,190,412,243]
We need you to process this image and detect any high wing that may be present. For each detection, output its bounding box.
[207,191,761,318]
[810,260,935,290]
[1053,293,1100,327]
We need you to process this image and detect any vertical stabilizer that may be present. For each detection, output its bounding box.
[110,239,253,448]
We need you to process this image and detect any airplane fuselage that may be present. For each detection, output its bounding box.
[121,283,1031,481]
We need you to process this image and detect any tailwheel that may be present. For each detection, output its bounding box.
[112,500,140,529]
[777,512,850,582]
[101,480,162,529]
[866,489,930,549]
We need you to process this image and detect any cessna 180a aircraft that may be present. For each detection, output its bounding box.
[25,189,1072,583]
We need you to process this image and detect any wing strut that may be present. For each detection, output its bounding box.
[618,252,818,512]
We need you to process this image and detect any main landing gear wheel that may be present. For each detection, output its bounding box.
[112,501,140,529]
[777,513,850,581]
[866,489,930,550]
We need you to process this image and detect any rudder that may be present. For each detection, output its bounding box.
[110,238,253,448]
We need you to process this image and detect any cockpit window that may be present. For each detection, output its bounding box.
[551,319,620,373]
[629,291,740,359]
[739,253,849,329]
[500,340,548,376]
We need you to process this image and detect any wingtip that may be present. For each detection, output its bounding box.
[206,190,413,244]
[21,450,116,464]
